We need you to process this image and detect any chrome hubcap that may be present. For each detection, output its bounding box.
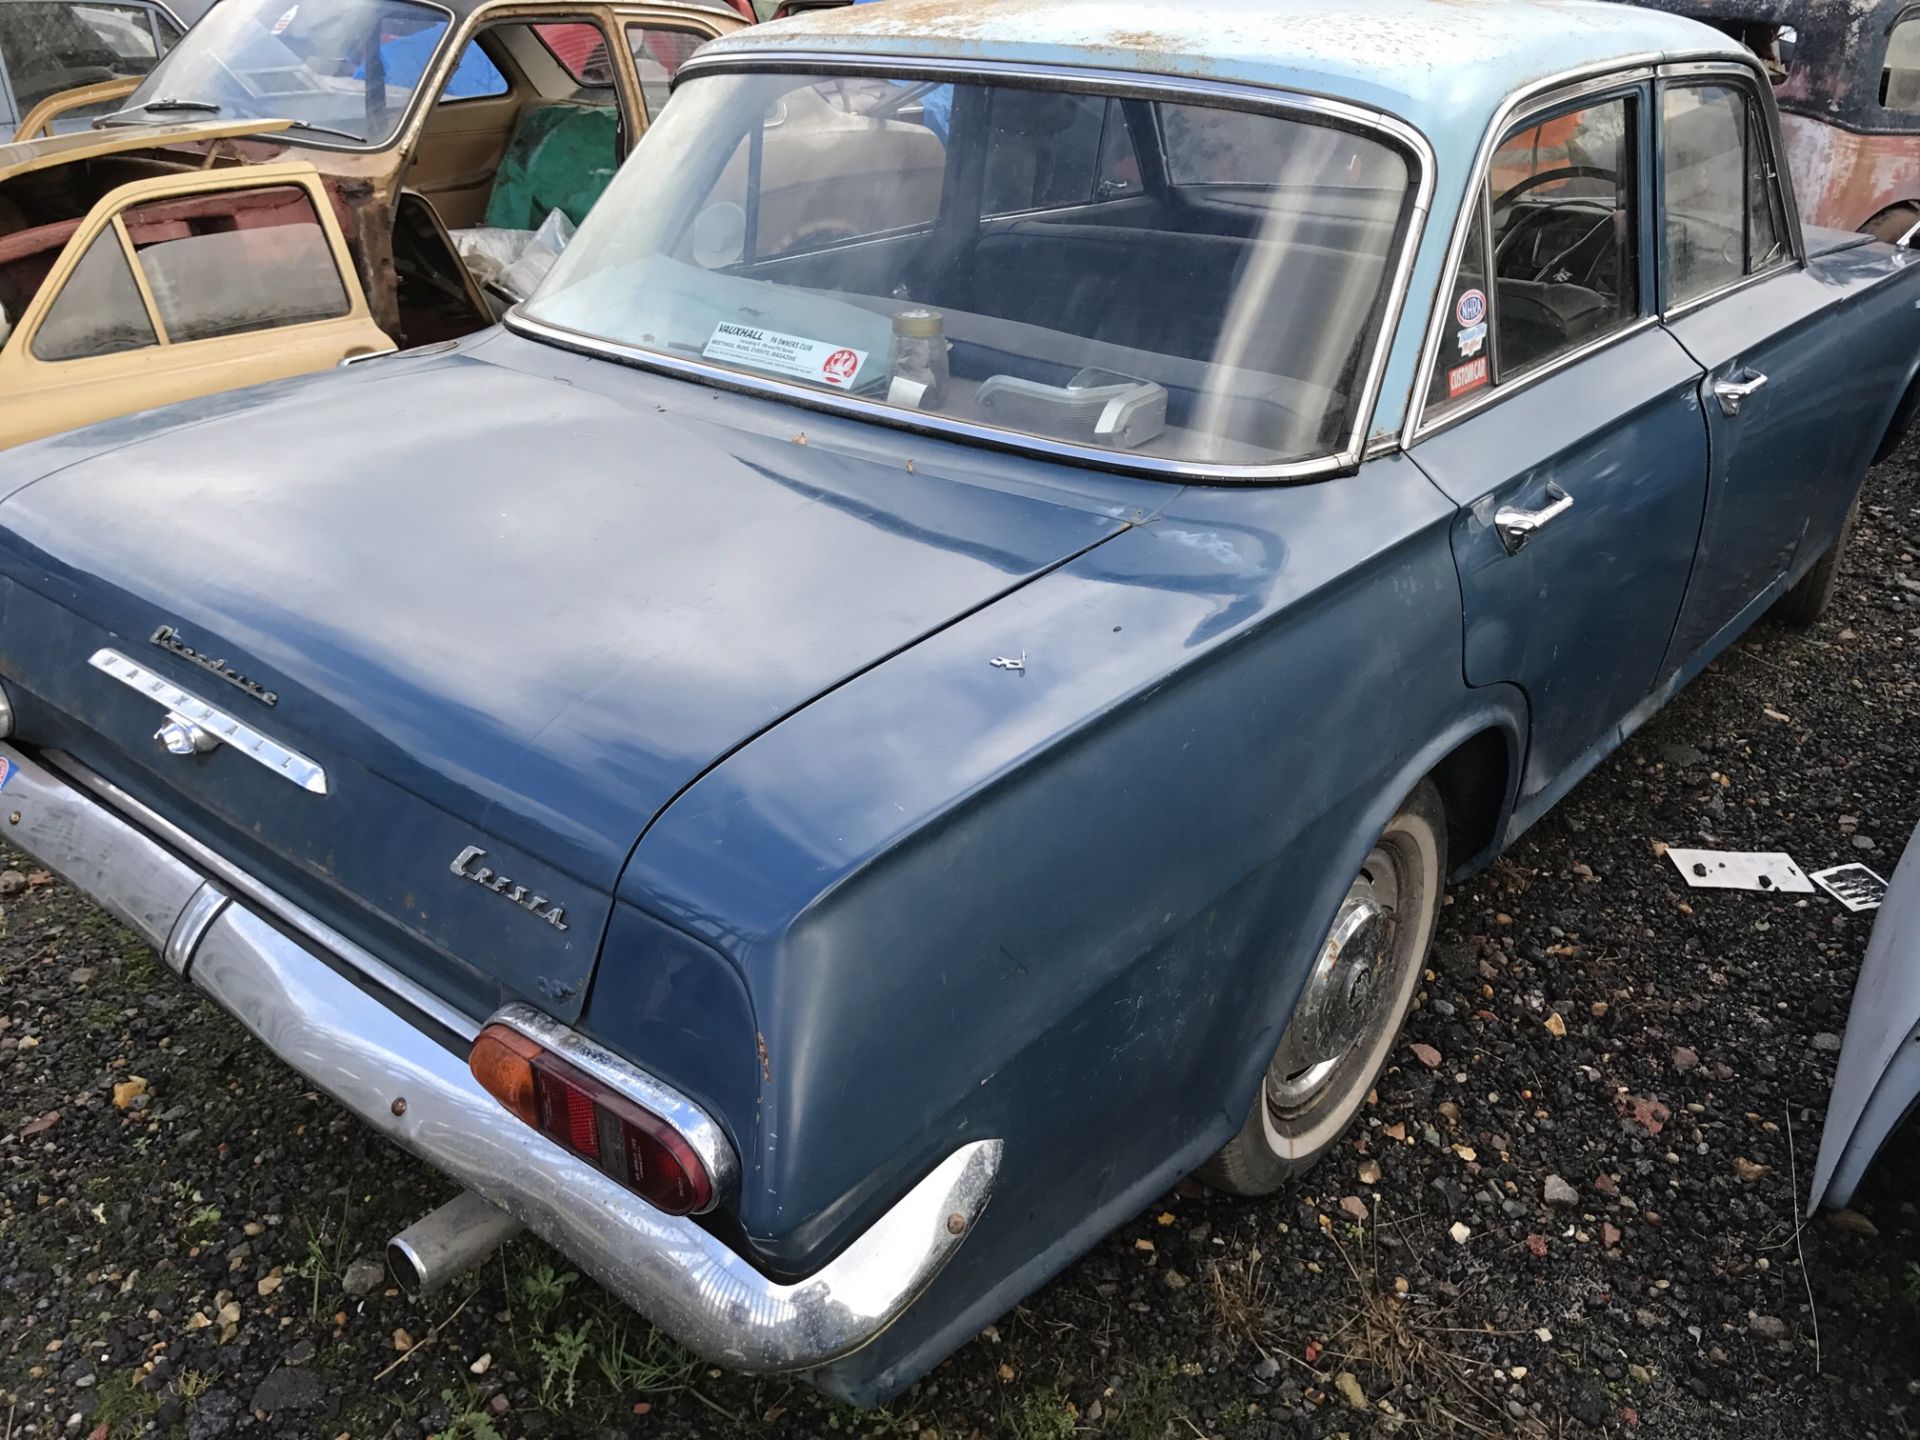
[1267,849,1404,1114]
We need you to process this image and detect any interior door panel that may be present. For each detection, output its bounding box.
[410,91,525,230]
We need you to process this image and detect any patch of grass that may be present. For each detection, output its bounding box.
[89,1372,158,1439]
[1005,1381,1077,1440]
[1109,1359,1184,1440]
[182,1204,223,1244]
[175,1369,211,1401]
[289,1206,353,1321]
[433,1389,505,1440]
[592,1321,701,1397]
[1208,1248,1280,1357]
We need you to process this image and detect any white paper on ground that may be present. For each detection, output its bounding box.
[1665,847,1814,893]
[1809,862,1890,912]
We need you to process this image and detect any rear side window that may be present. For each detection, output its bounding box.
[981,93,1133,216]
[120,186,351,343]
[32,228,157,360]
[1885,13,1920,112]
[626,25,707,121]
[1662,82,1789,307]
[534,21,614,88]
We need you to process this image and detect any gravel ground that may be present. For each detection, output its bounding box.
[4,442,1920,1440]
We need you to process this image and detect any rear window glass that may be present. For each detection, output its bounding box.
[525,71,1416,470]
[534,22,613,87]
[121,185,351,343]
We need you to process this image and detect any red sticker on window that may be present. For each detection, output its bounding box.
[1447,357,1489,399]
[821,349,860,385]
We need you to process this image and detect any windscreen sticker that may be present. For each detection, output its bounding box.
[704,323,867,389]
[1447,357,1489,398]
[1456,321,1488,358]
[1456,288,1488,327]
[270,4,298,33]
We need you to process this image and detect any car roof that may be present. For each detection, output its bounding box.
[699,0,1749,137]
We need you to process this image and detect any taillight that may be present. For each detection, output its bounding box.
[470,1021,714,1216]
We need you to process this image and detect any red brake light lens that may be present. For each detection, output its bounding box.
[471,1022,714,1216]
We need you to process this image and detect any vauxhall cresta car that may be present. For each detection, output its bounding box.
[0,0,1915,1405]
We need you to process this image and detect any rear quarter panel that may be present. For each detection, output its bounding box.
[616,453,1523,1385]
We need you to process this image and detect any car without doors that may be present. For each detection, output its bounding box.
[0,0,745,447]
[0,0,1915,1406]
[1618,0,1920,242]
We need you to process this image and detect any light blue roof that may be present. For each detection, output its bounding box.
[695,0,1751,438]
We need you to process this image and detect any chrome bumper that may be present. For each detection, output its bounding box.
[0,742,999,1371]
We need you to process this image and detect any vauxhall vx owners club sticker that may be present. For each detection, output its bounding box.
[704,323,868,389]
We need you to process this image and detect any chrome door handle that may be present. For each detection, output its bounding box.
[1494,484,1573,555]
[1713,370,1769,417]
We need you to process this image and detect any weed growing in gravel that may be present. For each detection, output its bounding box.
[1208,1247,1280,1357]
[435,1388,505,1440]
[532,1320,593,1407]
[289,1206,353,1321]
[182,1204,222,1244]
[87,1372,157,1439]
[1004,1380,1077,1440]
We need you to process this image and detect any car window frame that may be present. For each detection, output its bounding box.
[1656,63,1802,320]
[1882,4,1920,117]
[511,53,1438,486]
[1408,70,1658,441]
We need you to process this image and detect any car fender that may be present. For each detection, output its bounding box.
[1809,821,1920,1213]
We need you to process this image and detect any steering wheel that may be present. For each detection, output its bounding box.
[1492,165,1622,280]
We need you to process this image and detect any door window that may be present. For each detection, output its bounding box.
[1421,93,1640,422]
[1662,83,1789,308]
[0,2,169,114]
[626,25,707,121]
[1885,13,1920,112]
[119,186,352,344]
[980,94,1138,216]
[32,229,157,361]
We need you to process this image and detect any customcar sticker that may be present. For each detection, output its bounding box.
[0,756,13,791]
[704,323,868,390]
[1447,357,1489,398]
[1456,288,1488,327]
[271,4,298,33]
[1457,321,1488,358]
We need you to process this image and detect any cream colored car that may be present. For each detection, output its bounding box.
[0,122,391,447]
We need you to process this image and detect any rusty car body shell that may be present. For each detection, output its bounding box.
[1622,0,1920,236]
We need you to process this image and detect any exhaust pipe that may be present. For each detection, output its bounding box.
[388,1191,525,1296]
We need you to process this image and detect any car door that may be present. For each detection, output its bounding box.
[0,164,392,449]
[1408,76,1712,819]
[615,9,741,134]
[1655,63,1887,669]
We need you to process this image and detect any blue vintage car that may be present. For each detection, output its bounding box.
[0,0,1915,1406]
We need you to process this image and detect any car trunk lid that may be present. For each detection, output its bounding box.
[0,351,1135,1022]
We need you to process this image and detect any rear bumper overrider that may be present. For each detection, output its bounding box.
[0,741,1000,1371]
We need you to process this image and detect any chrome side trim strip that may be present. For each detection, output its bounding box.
[189,904,1001,1371]
[44,750,481,1044]
[0,740,1003,1370]
[517,54,1438,485]
[492,1001,743,1212]
[89,649,328,795]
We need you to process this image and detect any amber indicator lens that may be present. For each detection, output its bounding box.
[469,1022,713,1216]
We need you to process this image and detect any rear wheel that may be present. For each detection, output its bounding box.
[1199,779,1447,1195]
[1773,493,1858,627]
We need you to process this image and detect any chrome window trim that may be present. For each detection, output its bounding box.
[44,749,484,1044]
[1654,63,1806,319]
[1414,316,1661,442]
[508,53,1438,484]
[1405,58,1663,443]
